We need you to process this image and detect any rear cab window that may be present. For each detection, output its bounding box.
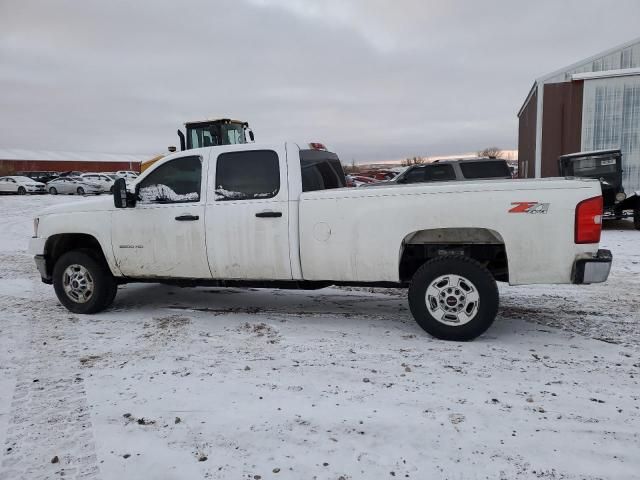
[299,150,346,192]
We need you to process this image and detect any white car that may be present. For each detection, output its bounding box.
[46,176,103,195]
[0,176,46,194]
[29,142,611,341]
[115,170,138,180]
[80,173,115,193]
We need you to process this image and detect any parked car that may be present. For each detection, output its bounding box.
[30,142,611,341]
[115,170,138,180]
[15,171,59,184]
[46,176,103,195]
[57,171,84,178]
[81,173,116,193]
[0,176,46,194]
[559,149,639,229]
[370,158,512,187]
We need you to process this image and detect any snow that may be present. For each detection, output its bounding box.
[0,195,639,479]
[138,184,199,203]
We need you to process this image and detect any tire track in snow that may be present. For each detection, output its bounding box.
[0,297,101,480]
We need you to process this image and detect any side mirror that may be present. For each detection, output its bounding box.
[248,129,255,142]
[113,178,135,208]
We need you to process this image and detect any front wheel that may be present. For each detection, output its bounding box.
[77,187,85,195]
[634,208,640,230]
[408,256,499,341]
[49,187,58,195]
[52,250,117,314]
[17,186,26,195]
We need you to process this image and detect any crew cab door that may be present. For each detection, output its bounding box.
[111,154,212,279]
[206,146,292,279]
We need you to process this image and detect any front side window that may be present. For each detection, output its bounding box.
[138,156,202,204]
[215,150,279,201]
[424,164,456,181]
[403,167,426,183]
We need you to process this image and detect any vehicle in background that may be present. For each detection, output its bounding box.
[0,176,46,194]
[15,171,59,184]
[359,169,397,181]
[559,149,639,229]
[368,158,513,186]
[57,171,83,178]
[30,142,611,342]
[81,173,115,193]
[349,175,379,187]
[46,176,103,195]
[115,171,139,180]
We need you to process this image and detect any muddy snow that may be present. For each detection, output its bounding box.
[0,195,638,479]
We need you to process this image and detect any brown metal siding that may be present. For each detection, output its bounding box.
[517,89,537,178]
[540,81,584,177]
[0,160,140,176]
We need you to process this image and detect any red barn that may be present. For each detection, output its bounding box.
[0,148,148,176]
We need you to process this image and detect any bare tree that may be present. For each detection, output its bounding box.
[477,147,503,159]
[401,156,426,167]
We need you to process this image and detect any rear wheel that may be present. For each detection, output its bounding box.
[634,208,640,230]
[77,187,85,195]
[49,187,58,195]
[17,186,26,195]
[52,250,117,314]
[408,256,499,341]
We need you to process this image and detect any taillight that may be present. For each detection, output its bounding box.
[575,196,603,244]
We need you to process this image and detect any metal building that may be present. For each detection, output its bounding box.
[518,37,640,193]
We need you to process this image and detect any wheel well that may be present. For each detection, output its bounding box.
[399,228,509,283]
[44,234,108,276]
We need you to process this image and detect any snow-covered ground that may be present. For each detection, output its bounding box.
[0,195,638,480]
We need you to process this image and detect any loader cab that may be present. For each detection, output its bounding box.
[178,119,254,151]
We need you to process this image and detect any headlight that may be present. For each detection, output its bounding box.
[33,218,39,237]
[615,192,626,202]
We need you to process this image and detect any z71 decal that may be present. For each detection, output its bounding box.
[509,202,550,214]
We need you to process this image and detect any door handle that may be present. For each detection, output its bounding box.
[255,211,282,218]
[175,214,199,221]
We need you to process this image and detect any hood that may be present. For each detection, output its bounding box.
[37,196,115,216]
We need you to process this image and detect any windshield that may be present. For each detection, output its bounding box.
[221,123,246,144]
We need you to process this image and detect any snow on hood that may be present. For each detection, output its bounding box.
[37,196,115,217]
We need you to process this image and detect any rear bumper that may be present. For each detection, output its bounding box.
[572,249,612,284]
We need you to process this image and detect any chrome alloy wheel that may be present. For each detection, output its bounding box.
[62,264,94,303]
[425,274,480,326]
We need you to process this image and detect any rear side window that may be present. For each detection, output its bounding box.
[215,150,279,200]
[403,164,455,183]
[138,155,202,204]
[460,161,511,179]
[300,150,346,192]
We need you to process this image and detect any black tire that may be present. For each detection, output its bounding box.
[52,250,117,314]
[408,256,499,341]
[49,187,58,195]
[17,186,26,195]
[77,187,85,195]
[634,208,640,230]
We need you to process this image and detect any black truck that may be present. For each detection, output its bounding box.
[558,149,639,229]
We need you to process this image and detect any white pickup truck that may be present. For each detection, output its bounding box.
[29,142,612,341]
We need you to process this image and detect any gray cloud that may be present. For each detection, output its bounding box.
[1,0,639,162]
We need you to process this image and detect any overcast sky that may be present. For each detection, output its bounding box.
[1,0,640,163]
